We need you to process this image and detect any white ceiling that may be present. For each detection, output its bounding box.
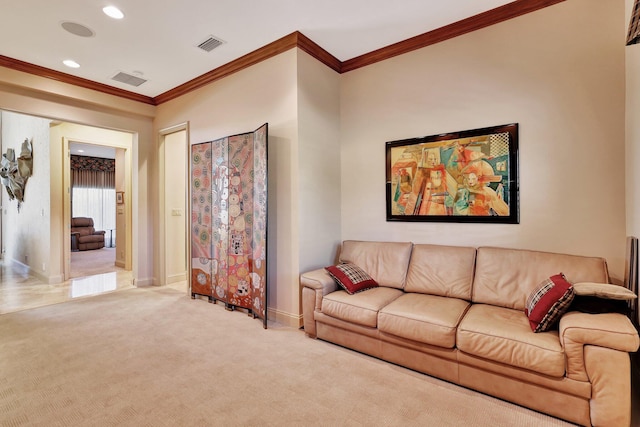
[0,1,516,98]
[69,142,115,159]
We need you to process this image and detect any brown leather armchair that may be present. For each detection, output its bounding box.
[71,217,106,251]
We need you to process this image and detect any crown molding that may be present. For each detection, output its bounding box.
[341,0,566,72]
[0,0,564,106]
[153,32,340,104]
[154,32,297,104]
[0,55,156,105]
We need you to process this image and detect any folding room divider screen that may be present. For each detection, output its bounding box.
[190,123,268,328]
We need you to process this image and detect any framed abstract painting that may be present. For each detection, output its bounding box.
[386,123,519,223]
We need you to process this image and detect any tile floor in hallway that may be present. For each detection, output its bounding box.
[0,262,135,315]
[0,249,190,315]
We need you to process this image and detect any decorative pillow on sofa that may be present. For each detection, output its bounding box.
[525,273,574,333]
[325,262,378,295]
[569,282,636,315]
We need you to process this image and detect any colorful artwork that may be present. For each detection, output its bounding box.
[251,124,268,322]
[386,123,518,223]
[190,142,212,297]
[190,124,268,328]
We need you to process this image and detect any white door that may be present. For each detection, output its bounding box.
[164,129,187,284]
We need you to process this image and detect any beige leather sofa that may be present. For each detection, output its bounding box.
[300,241,640,426]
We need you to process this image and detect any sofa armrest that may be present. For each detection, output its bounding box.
[559,311,639,381]
[300,268,338,296]
[300,268,338,338]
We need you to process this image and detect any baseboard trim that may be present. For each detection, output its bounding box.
[134,277,155,287]
[167,272,187,284]
[10,259,62,284]
[268,307,303,329]
[115,260,125,268]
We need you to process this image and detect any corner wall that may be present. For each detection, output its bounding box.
[340,0,628,281]
[154,49,302,326]
[297,51,342,272]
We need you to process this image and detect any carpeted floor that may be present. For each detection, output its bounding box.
[0,286,577,426]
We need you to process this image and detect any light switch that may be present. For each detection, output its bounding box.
[171,209,182,216]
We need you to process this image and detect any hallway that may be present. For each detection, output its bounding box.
[0,257,134,315]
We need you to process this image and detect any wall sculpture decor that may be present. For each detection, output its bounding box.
[190,123,268,328]
[0,138,33,212]
[386,123,519,224]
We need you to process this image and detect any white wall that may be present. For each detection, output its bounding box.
[155,49,301,326]
[627,0,640,240]
[0,111,51,280]
[340,0,628,282]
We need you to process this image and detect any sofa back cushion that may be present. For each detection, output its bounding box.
[339,240,413,289]
[404,244,476,300]
[472,247,609,310]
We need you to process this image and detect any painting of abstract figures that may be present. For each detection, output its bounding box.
[190,123,268,328]
[386,123,518,223]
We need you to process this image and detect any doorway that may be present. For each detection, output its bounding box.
[68,142,117,279]
[159,124,188,286]
[61,127,134,282]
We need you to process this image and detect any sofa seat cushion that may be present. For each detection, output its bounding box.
[379,293,470,348]
[322,287,403,328]
[457,304,565,377]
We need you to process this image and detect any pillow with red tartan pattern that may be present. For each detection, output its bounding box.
[325,262,378,295]
[525,273,575,333]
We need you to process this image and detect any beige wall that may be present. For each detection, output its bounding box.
[1,111,52,281]
[0,68,155,285]
[340,0,628,281]
[627,0,640,240]
[155,49,301,325]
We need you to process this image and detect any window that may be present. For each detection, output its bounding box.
[72,187,116,232]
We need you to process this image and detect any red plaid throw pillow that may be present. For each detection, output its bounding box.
[525,273,574,332]
[325,262,378,294]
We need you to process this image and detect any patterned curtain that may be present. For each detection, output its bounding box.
[70,155,115,189]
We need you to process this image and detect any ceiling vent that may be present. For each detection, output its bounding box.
[197,35,225,52]
[111,72,147,87]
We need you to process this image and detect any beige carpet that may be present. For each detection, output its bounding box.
[70,247,120,279]
[0,286,576,427]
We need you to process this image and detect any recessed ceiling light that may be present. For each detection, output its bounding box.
[103,6,124,19]
[63,59,80,68]
[77,149,85,153]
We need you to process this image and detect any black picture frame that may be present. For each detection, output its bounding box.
[386,123,519,223]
